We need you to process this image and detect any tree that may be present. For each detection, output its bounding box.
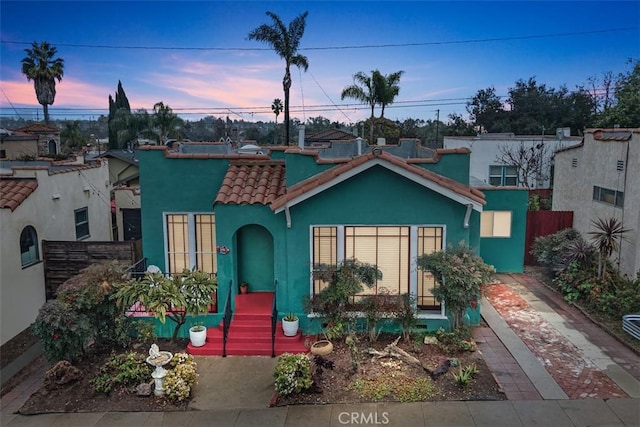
[60,120,89,152]
[108,81,131,149]
[495,141,551,188]
[341,70,379,144]
[417,243,495,330]
[595,59,640,128]
[271,98,283,124]
[20,41,64,124]
[374,70,404,118]
[588,217,629,279]
[153,102,182,143]
[248,11,309,146]
[466,86,504,133]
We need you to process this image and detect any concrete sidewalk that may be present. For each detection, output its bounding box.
[2,398,638,426]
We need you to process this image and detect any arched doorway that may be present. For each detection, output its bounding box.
[48,139,57,155]
[236,224,275,292]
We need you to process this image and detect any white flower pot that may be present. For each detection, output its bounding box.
[282,318,299,337]
[189,326,207,347]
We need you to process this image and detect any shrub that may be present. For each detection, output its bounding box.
[596,273,640,318]
[417,243,495,330]
[530,228,582,268]
[452,363,478,389]
[32,300,92,363]
[91,351,151,394]
[433,327,475,354]
[273,353,312,396]
[358,288,400,342]
[164,352,198,402]
[56,261,131,351]
[392,293,418,342]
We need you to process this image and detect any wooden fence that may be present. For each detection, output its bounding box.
[42,240,142,300]
[524,211,574,265]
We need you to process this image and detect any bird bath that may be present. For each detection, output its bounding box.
[146,344,173,396]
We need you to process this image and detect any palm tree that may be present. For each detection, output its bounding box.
[153,102,183,144]
[341,71,379,144]
[248,11,309,146]
[375,70,404,118]
[271,98,283,124]
[271,98,283,144]
[21,41,64,124]
[588,217,629,279]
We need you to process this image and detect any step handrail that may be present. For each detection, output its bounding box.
[222,280,233,357]
[271,279,278,357]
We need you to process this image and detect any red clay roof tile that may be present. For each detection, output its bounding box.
[0,178,38,211]
[214,161,286,206]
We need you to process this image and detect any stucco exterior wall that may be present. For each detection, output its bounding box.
[0,162,111,345]
[553,129,639,277]
[444,134,581,188]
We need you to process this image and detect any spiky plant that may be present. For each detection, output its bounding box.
[588,217,629,279]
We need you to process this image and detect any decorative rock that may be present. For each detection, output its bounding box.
[136,382,153,397]
[44,360,83,390]
[424,336,439,345]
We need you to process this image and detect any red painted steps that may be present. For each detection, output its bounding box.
[187,292,310,356]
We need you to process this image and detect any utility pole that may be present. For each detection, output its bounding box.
[435,109,440,146]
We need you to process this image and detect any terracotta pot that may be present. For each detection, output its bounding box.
[240,284,248,294]
[310,340,333,356]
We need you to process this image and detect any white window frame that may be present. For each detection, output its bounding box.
[309,224,447,319]
[489,165,518,186]
[163,212,217,274]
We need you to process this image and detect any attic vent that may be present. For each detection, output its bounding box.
[572,158,578,168]
[617,160,624,171]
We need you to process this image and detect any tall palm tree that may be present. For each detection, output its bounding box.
[153,102,183,144]
[21,41,64,124]
[375,70,404,118]
[248,11,309,146]
[341,70,379,144]
[271,98,283,144]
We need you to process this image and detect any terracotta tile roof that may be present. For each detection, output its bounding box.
[13,124,60,133]
[270,150,485,212]
[214,161,286,206]
[0,178,38,211]
[592,129,634,141]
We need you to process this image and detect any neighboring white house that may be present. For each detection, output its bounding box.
[444,130,582,188]
[0,158,111,345]
[552,128,640,278]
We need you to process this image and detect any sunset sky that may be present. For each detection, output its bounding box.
[1,1,638,124]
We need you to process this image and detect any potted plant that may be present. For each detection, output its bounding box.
[239,281,249,294]
[189,321,207,347]
[281,313,299,337]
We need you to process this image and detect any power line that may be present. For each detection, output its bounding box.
[1,27,635,52]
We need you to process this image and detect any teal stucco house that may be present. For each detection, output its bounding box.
[136,138,527,355]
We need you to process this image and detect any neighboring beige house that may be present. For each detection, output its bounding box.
[444,130,582,188]
[0,158,111,345]
[553,128,640,278]
[0,124,61,159]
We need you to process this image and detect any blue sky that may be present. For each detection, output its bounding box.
[1,1,638,124]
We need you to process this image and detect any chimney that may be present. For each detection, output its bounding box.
[298,125,305,149]
[355,137,363,156]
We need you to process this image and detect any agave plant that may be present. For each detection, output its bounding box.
[588,217,629,279]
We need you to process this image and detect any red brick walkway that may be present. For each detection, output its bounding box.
[484,282,627,399]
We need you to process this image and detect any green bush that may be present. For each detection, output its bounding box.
[91,351,152,394]
[596,273,640,318]
[56,261,131,351]
[32,300,93,363]
[273,353,312,396]
[530,228,583,268]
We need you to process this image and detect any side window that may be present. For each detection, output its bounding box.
[75,207,90,240]
[20,226,40,267]
[481,211,512,238]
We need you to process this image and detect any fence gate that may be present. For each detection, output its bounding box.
[524,211,574,265]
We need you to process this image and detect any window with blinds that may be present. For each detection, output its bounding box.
[480,211,512,238]
[166,213,216,275]
[311,225,443,311]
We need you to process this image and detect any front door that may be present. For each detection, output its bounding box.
[236,224,274,292]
